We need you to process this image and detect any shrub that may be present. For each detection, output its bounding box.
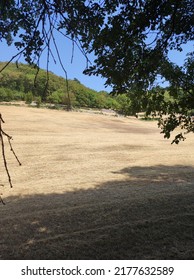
[25,92,34,104]
[35,96,42,108]
[0,87,14,101]
[115,94,133,115]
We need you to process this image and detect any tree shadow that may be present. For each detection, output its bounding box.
[0,164,194,260]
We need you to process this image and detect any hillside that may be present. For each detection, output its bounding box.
[0,62,132,113]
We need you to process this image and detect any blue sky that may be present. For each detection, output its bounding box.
[168,41,193,66]
[0,32,112,92]
[0,30,193,92]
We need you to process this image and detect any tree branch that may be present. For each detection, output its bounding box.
[0,114,21,189]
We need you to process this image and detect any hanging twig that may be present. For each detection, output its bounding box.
[48,15,72,110]
[0,113,21,189]
[8,137,22,166]
[0,194,5,205]
[0,114,12,188]
[71,39,75,64]
[0,49,26,73]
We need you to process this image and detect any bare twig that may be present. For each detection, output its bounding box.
[8,138,22,166]
[56,27,91,68]
[0,115,13,188]
[0,194,5,205]
[71,39,75,64]
[48,16,72,110]
[0,49,26,73]
[0,113,21,189]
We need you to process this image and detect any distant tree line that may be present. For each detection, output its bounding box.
[0,62,135,115]
[1,62,191,121]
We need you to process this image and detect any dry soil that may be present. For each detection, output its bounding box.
[0,105,194,259]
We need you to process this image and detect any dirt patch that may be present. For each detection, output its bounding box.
[0,105,194,259]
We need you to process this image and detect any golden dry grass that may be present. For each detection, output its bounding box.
[0,105,194,259]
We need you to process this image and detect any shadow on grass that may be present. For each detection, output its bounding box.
[0,164,194,260]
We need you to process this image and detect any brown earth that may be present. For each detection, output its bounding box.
[0,105,194,259]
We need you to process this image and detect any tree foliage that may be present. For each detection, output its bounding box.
[0,0,194,142]
[0,62,127,110]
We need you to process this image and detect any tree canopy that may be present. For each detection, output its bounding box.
[0,0,194,142]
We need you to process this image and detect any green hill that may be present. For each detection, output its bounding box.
[0,62,123,111]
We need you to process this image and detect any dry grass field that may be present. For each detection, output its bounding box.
[0,105,194,259]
